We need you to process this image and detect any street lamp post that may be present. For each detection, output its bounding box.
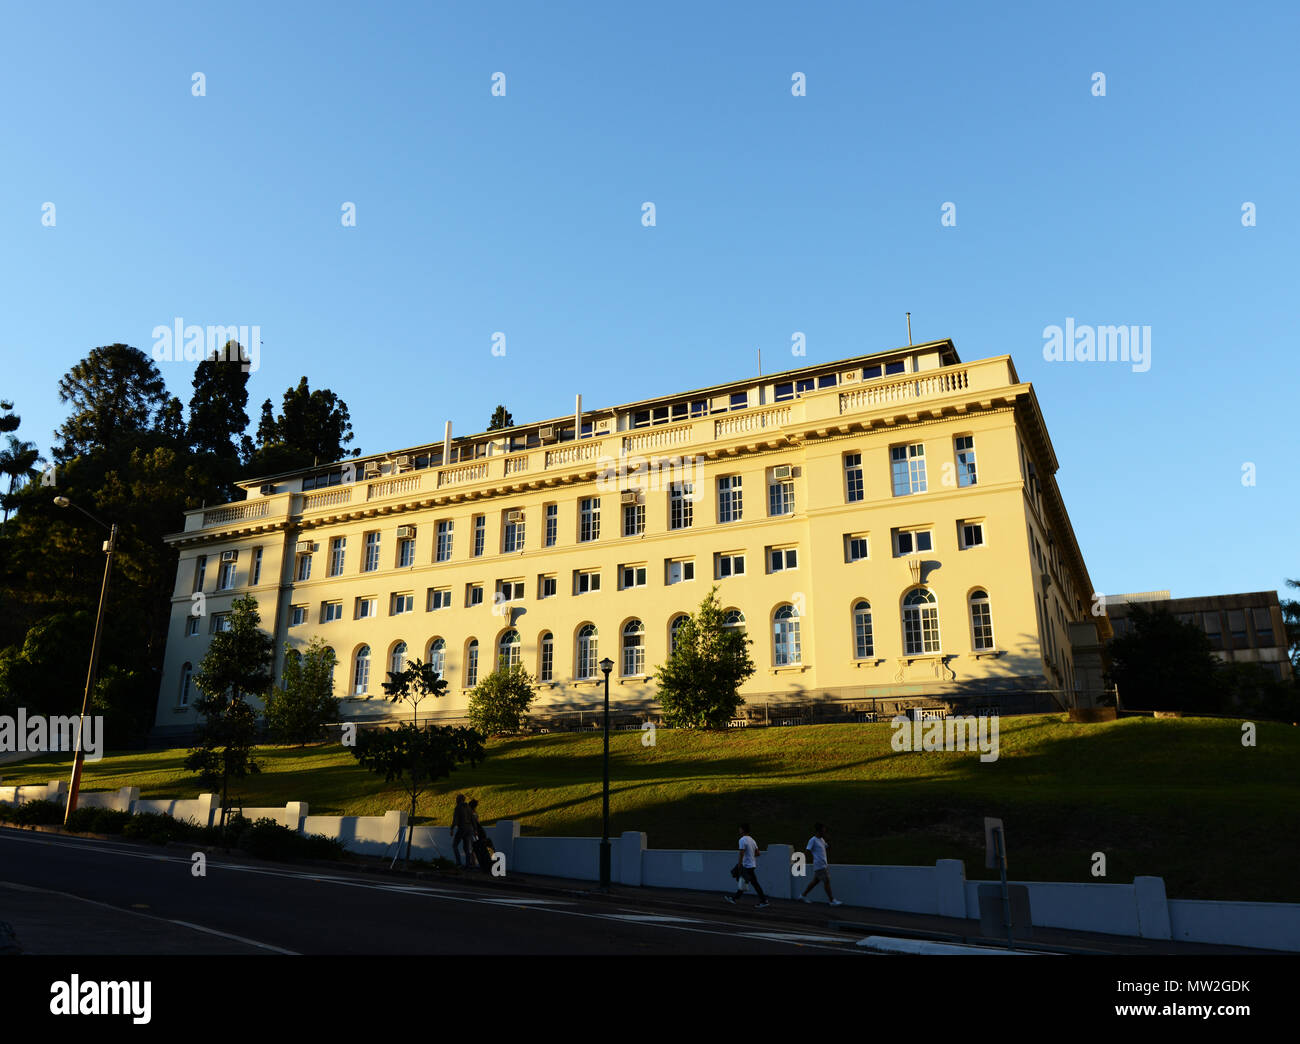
[53,496,117,825]
[598,656,614,890]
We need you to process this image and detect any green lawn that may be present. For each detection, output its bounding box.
[5,714,1298,902]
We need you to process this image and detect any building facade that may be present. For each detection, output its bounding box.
[154,339,1107,736]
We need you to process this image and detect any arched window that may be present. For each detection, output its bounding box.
[773,604,801,666]
[724,608,746,632]
[539,632,554,682]
[390,641,408,677]
[427,637,445,676]
[353,645,371,695]
[969,589,994,651]
[465,639,480,687]
[669,613,689,654]
[179,662,193,707]
[498,629,521,670]
[576,624,598,679]
[853,601,874,659]
[622,619,645,677]
[903,588,941,654]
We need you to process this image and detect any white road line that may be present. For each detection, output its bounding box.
[606,914,704,924]
[167,919,298,954]
[741,931,850,944]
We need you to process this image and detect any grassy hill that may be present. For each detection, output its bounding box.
[5,713,1297,901]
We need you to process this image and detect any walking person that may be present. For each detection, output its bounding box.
[451,794,475,868]
[799,823,843,905]
[723,823,768,908]
[468,798,492,873]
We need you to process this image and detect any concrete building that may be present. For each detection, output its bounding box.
[153,338,1109,737]
[1106,590,1293,683]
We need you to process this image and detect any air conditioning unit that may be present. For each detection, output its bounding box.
[620,491,639,505]
[396,525,415,539]
[259,484,276,495]
[220,550,237,562]
[595,418,613,433]
[539,426,555,440]
[395,454,411,469]
[773,465,793,480]
[296,541,313,554]
[362,462,381,478]
[506,510,524,523]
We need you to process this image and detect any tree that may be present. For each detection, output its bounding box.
[653,586,755,729]
[1106,602,1221,712]
[487,405,513,431]
[188,345,251,500]
[0,436,41,522]
[352,724,486,863]
[0,401,19,436]
[53,345,169,462]
[1281,579,1300,674]
[245,377,359,476]
[468,661,537,735]
[185,595,274,828]
[265,639,339,745]
[380,657,447,726]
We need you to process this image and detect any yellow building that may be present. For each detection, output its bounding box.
[154,339,1108,736]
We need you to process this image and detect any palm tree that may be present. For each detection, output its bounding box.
[0,435,41,522]
[1282,578,1300,673]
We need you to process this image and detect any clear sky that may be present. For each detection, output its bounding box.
[1,1,1295,601]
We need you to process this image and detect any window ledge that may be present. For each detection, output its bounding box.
[972,648,1003,660]
[769,664,808,675]
[618,675,649,684]
[173,706,190,714]
[852,658,886,668]
[900,653,946,665]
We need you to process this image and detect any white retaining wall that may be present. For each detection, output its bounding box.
[3,784,1297,951]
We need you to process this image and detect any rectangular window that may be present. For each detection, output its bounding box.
[669,483,694,530]
[579,497,600,542]
[717,475,742,523]
[544,503,558,547]
[774,381,795,402]
[472,515,486,557]
[356,596,377,619]
[575,570,601,595]
[185,616,200,637]
[398,536,415,568]
[620,564,648,589]
[960,521,985,549]
[845,535,869,562]
[971,600,995,651]
[891,443,927,496]
[212,613,231,634]
[467,584,484,607]
[885,360,906,376]
[666,559,695,585]
[497,579,525,602]
[290,605,307,626]
[217,559,236,590]
[1253,607,1275,647]
[955,435,978,487]
[328,537,346,576]
[539,574,557,599]
[540,636,554,682]
[391,592,414,615]
[894,528,934,556]
[716,552,745,579]
[503,512,525,553]
[768,476,795,517]
[427,587,451,611]
[250,548,263,586]
[767,547,798,573]
[295,552,312,582]
[322,601,343,623]
[363,532,380,572]
[436,520,454,562]
[1228,609,1248,648]
[729,392,748,411]
[623,498,645,537]
[193,555,207,593]
[844,453,864,503]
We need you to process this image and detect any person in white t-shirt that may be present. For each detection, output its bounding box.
[799,822,842,905]
[723,823,769,908]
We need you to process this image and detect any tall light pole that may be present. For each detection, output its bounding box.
[598,656,614,890]
[53,496,116,825]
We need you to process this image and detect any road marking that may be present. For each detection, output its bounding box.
[606,914,704,924]
[741,931,850,944]
[168,919,298,954]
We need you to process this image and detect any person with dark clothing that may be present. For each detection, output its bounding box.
[723,823,768,908]
[451,794,474,868]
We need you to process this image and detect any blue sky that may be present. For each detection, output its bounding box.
[1,1,1295,601]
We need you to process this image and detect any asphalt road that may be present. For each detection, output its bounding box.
[0,828,865,956]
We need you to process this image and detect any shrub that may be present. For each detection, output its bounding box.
[121,812,197,845]
[65,806,134,835]
[468,662,537,735]
[236,817,344,861]
[10,799,63,826]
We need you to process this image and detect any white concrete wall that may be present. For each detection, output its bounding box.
[1169,899,1300,952]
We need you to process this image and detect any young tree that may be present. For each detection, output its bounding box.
[185,595,274,828]
[1106,602,1222,712]
[352,724,486,863]
[380,657,447,726]
[653,586,755,729]
[265,639,339,745]
[487,405,514,431]
[468,661,537,735]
